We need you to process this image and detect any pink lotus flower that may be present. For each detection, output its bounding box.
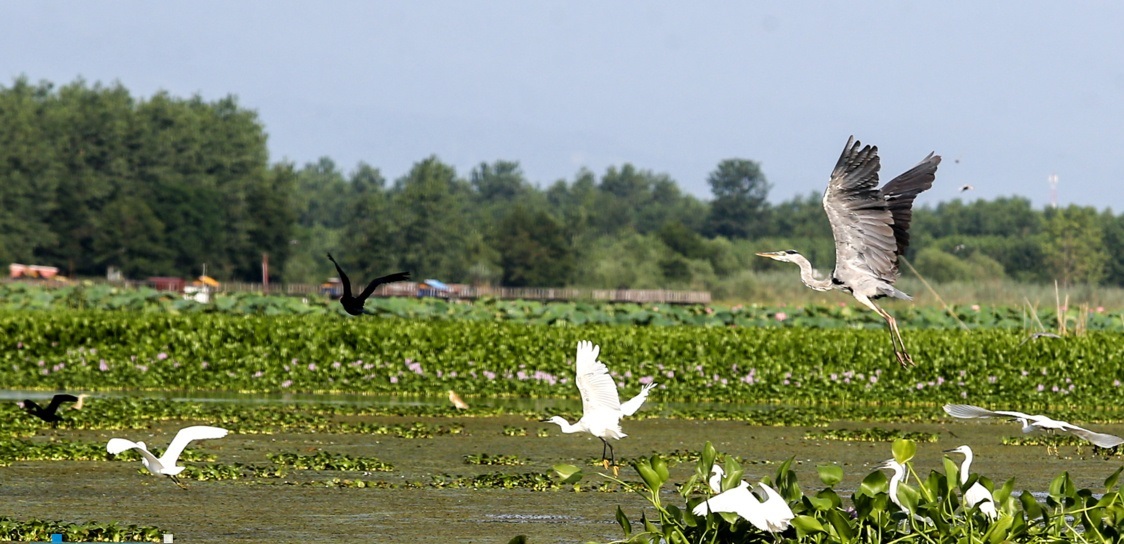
[775,312,788,321]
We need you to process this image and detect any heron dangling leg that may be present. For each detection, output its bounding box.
[600,438,611,470]
[885,313,914,368]
[855,294,914,367]
[170,475,188,490]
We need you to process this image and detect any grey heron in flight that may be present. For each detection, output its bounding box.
[757,136,940,366]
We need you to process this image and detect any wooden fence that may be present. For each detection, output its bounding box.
[215,282,711,304]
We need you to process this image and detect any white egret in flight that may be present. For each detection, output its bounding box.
[757,136,941,367]
[693,465,794,534]
[943,445,998,519]
[107,425,229,488]
[542,340,656,475]
[943,404,1124,451]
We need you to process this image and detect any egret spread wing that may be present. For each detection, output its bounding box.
[161,425,229,466]
[107,438,161,469]
[692,482,754,517]
[822,137,898,282]
[943,404,1032,420]
[756,484,795,531]
[619,383,656,417]
[574,341,621,416]
[1058,423,1124,448]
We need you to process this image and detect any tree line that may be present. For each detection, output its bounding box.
[0,78,1118,298]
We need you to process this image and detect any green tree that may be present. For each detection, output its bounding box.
[494,206,573,287]
[1042,205,1108,285]
[385,157,474,280]
[0,78,59,265]
[704,158,770,239]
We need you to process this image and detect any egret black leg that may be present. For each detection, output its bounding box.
[606,441,619,476]
[600,438,610,469]
[170,475,188,490]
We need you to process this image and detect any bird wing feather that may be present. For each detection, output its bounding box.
[822,137,899,284]
[326,253,353,298]
[1058,423,1124,448]
[574,341,622,417]
[161,425,229,466]
[107,438,162,471]
[619,383,656,416]
[943,404,1032,420]
[822,137,938,288]
[879,153,940,256]
[45,394,79,413]
[357,271,411,301]
[692,483,754,517]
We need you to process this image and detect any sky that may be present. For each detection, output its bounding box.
[3,2,1123,210]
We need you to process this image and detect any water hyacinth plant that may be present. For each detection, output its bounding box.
[598,439,1124,543]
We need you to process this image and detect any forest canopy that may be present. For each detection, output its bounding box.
[1,78,1120,297]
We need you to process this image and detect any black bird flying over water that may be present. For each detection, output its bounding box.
[326,253,410,316]
[20,394,79,427]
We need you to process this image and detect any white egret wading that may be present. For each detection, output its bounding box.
[944,445,998,519]
[693,465,794,534]
[943,404,1124,452]
[757,136,940,367]
[542,340,656,475]
[107,425,229,488]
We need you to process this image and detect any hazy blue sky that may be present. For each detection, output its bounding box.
[3,2,1122,210]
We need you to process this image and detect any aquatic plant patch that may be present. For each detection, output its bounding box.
[0,517,165,543]
[6,310,1124,412]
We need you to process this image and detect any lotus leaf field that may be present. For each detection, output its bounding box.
[4,296,1124,543]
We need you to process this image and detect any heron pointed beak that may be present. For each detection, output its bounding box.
[755,251,784,260]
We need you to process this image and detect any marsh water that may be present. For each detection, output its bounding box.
[3,393,1122,543]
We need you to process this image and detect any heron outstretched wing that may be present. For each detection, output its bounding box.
[160,425,229,466]
[880,153,940,256]
[574,341,621,417]
[823,137,940,285]
[822,137,898,282]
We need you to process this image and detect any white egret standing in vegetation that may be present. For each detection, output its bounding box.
[875,459,930,524]
[542,340,656,475]
[944,445,998,519]
[693,464,794,534]
[943,404,1124,452]
[757,136,940,367]
[107,426,229,489]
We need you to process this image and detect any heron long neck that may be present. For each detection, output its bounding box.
[789,253,834,291]
[959,452,973,485]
